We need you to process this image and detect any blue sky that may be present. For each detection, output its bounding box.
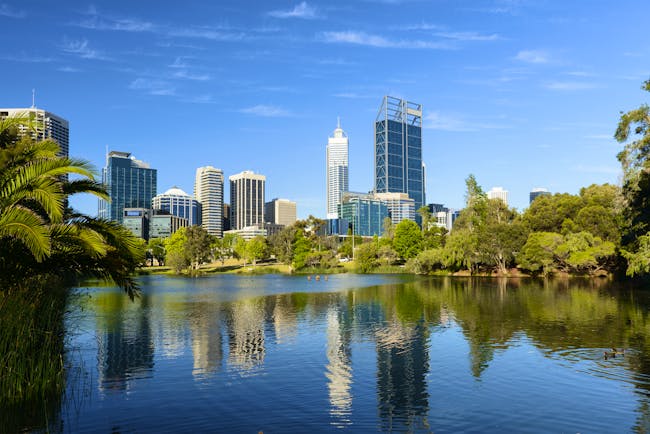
[2,0,649,218]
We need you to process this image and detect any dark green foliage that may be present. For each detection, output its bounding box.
[393,219,423,260]
[355,242,379,273]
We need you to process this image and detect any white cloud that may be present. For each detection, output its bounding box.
[0,3,25,18]
[240,105,292,117]
[129,78,175,96]
[321,31,452,49]
[172,70,211,81]
[544,81,598,91]
[515,49,549,64]
[60,39,110,60]
[436,31,500,41]
[168,27,246,41]
[1,53,53,63]
[269,2,318,19]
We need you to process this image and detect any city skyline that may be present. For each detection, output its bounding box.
[2,1,649,218]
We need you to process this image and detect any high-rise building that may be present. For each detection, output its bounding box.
[373,192,415,225]
[149,213,188,239]
[265,198,297,226]
[0,107,69,158]
[98,151,157,223]
[374,96,425,217]
[153,187,200,226]
[223,203,231,232]
[229,171,265,230]
[194,166,224,237]
[339,192,388,237]
[326,118,349,219]
[530,187,551,204]
[487,187,509,205]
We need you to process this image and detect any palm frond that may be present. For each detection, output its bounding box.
[0,205,50,261]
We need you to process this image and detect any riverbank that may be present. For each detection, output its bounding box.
[138,259,613,279]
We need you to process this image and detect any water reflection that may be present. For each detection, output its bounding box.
[58,275,650,432]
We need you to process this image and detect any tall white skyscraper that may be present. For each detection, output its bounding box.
[229,171,266,230]
[326,118,349,219]
[194,166,224,237]
[488,187,509,205]
[0,107,69,158]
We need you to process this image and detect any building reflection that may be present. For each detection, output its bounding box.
[375,319,430,432]
[227,299,266,371]
[189,303,223,378]
[325,305,353,427]
[95,294,154,391]
[271,294,299,344]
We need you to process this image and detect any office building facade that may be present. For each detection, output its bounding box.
[0,107,69,158]
[194,166,224,237]
[374,192,415,225]
[150,213,188,239]
[123,208,151,240]
[530,187,551,204]
[153,187,200,226]
[326,119,349,219]
[230,171,265,230]
[487,187,509,205]
[338,192,388,237]
[99,151,157,223]
[265,198,297,226]
[374,96,425,217]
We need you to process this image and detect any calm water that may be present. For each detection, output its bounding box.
[25,275,650,432]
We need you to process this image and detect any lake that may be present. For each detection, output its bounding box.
[15,274,650,432]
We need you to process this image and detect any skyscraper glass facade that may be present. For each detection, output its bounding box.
[338,193,388,237]
[98,151,157,224]
[374,96,424,218]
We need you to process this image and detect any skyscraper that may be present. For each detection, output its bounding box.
[153,187,201,226]
[98,151,157,223]
[326,118,349,219]
[194,166,224,237]
[265,198,297,226]
[0,107,69,158]
[229,171,265,230]
[530,187,551,204]
[487,187,509,205]
[374,96,424,218]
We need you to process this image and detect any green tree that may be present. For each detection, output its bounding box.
[623,234,650,276]
[246,235,269,265]
[184,226,212,270]
[382,216,395,241]
[393,219,423,260]
[615,79,650,250]
[165,227,189,273]
[268,224,297,264]
[517,232,564,275]
[148,238,166,266]
[407,248,444,274]
[355,242,379,273]
[234,236,248,264]
[522,193,584,233]
[417,206,432,231]
[292,229,312,270]
[0,116,144,296]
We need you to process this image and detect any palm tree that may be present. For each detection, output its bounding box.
[0,114,143,297]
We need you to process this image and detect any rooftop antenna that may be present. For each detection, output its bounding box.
[31,89,36,108]
[337,116,341,129]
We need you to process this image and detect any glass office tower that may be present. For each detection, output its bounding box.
[98,151,157,223]
[374,96,424,218]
